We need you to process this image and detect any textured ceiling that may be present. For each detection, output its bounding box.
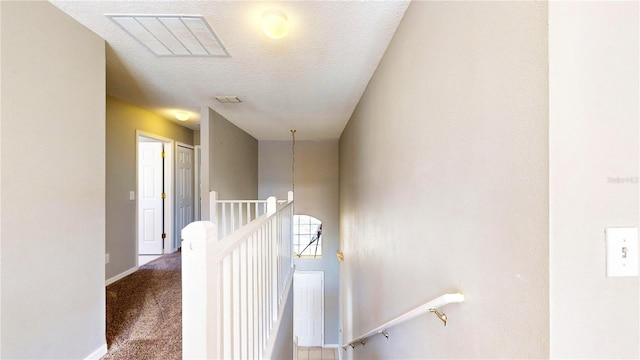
[50,1,410,140]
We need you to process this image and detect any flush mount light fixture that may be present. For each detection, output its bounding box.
[175,112,190,121]
[261,9,289,39]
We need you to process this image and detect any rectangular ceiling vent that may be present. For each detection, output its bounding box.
[106,15,229,57]
[215,96,242,104]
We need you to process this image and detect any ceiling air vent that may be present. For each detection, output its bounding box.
[106,15,229,57]
[215,96,242,104]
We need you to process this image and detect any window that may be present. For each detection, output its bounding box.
[293,215,322,258]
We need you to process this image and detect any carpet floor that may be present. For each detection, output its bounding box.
[103,251,182,360]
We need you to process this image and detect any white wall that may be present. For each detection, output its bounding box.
[549,2,639,358]
[339,2,548,358]
[1,1,106,358]
[259,141,340,345]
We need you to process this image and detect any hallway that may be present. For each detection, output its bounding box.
[104,251,182,359]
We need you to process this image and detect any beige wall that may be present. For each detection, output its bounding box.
[106,96,193,280]
[201,107,257,219]
[0,2,3,355]
[1,2,106,357]
[259,141,340,344]
[339,2,548,358]
[549,2,639,358]
[194,130,200,146]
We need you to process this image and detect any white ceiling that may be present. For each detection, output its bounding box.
[50,1,410,141]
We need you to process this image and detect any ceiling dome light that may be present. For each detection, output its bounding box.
[262,9,289,39]
[175,112,190,121]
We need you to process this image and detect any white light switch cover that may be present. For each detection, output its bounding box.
[606,227,638,277]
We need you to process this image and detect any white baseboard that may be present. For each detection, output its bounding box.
[84,343,107,360]
[105,266,138,286]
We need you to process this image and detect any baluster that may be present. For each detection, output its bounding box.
[232,248,240,357]
[276,216,281,299]
[221,203,227,239]
[271,218,278,320]
[263,225,269,347]
[222,255,232,359]
[210,191,218,224]
[266,222,272,328]
[247,234,255,359]
[239,242,248,358]
[257,227,264,353]
[229,202,237,234]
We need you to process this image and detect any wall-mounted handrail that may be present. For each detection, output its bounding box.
[343,292,465,350]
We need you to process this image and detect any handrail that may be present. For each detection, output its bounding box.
[343,292,465,350]
[215,199,288,204]
[182,192,294,359]
[214,199,293,262]
[210,191,289,238]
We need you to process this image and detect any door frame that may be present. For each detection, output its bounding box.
[175,142,195,249]
[135,130,175,263]
[294,270,325,346]
[194,144,201,221]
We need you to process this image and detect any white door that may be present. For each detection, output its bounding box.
[176,144,194,248]
[294,271,324,346]
[138,141,164,255]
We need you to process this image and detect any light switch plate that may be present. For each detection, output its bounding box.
[129,191,135,201]
[605,227,638,277]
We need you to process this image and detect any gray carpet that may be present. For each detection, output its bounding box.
[103,251,182,360]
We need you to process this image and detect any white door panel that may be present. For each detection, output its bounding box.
[138,142,163,255]
[294,271,323,346]
[176,145,194,249]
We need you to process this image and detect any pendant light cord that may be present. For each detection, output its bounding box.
[291,129,296,194]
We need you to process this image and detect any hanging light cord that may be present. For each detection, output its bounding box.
[291,129,296,193]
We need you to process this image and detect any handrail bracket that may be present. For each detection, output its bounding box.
[429,308,448,326]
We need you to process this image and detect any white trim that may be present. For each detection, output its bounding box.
[177,142,194,150]
[84,343,107,360]
[323,344,340,348]
[175,142,195,250]
[105,266,138,286]
[194,145,201,221]
[163,142,174,253]
[135,130,175,261]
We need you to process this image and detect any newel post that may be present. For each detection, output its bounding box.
[266,196,277,214]
[182,221,218,359]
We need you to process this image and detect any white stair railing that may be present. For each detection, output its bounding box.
[183,192,294,359]
[210,191,288,239]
